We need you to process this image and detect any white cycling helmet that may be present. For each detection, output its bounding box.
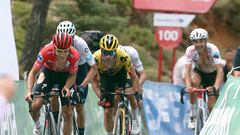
[56,21,76,36]
[190,28,208,40]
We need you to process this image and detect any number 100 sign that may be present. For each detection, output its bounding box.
[154,27,182,49]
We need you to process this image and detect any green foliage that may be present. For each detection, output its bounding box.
[119,26,156,50]
[213,0,240,34]
[12,1,32,59]
[76,15,129,32]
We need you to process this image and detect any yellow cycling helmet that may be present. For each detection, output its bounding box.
[99,34,119,51]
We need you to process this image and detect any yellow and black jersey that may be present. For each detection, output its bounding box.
[93,48,135,76]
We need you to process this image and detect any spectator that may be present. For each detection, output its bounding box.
[173,55,186,87]
[0,75,16,122]
[223,49,235,82]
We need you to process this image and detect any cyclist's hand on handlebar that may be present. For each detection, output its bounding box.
[186,87,194,93]
[62,87,71,97]
[78,85,85,93]
[206,86,216,92]
[135,91,140,101]
[25,92,33,102]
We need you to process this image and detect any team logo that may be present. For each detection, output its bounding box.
[37,54,43,62]
[192,52,199,62]
[85,48,89,53]
[213,52,220,59]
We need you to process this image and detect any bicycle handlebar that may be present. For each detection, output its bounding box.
[28,91,60,112]
[98,91,139,108]
[180,88,207,104]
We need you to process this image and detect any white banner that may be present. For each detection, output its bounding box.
[0,0,19,80]
[154,13,196,28]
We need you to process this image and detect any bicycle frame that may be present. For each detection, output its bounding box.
[192,88,209,135]
[32,91,59,135]
[57,88,79,135]
[111,91,133,135]
[180,88,209,135]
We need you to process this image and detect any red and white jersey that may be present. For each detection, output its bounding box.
[33,44,80,74]
[184,42,222,73]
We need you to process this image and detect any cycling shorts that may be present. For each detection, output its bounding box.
[75,63,88,104]
[32,67,78,106]
[99,67,127,108]
[193,67,217,88]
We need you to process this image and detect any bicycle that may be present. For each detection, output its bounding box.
[98,91,137,135]
[29,89,59,135]
[57,88,79,135]
[180,87,209,135]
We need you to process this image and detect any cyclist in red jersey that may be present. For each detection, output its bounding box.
[25,32,80,135]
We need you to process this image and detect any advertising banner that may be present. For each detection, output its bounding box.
[142,81,193,135]
[0,0,19,80]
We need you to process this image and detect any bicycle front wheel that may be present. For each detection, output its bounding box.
[72,109,79,134]
[113,109,125,135]
[195,108,208,135]
[44,112,57,135]
[124,110,132,135]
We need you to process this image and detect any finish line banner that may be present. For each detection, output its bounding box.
[142,81,193,135]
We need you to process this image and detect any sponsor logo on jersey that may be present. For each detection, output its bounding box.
[86,55,93,62]
[37,54,43,62]
[213,52,220,59]
[66,61,70,67]
[85,48,89,53]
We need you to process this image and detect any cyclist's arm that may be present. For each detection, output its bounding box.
[81,64,98,87]
[184,63,192,88]
[91,73,101,98]
[64,73,77,90]
[26,66,41,98]
[214,64,224,90]
[137,70,146,87]
[130,71,139,92]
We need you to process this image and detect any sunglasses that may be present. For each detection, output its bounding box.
[54,45,70,53]
[102,50,116,56]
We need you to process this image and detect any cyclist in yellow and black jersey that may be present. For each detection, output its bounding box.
[93,47,134,76]
[92,34,139,135]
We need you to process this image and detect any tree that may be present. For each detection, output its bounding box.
[21,0,52,72]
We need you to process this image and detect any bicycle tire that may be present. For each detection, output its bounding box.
[43,112,57,135]
[57,110,63,135]
[195,109,205,135]
[57,109,79,135]
[113,109,125,135]
[72,110,79,134]
[124,110,132,135]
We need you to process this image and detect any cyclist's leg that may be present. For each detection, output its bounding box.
[201,70,218,113]
[124,81,141,134]
[56,71,74,135]
[190,69,202,113]
[75,63,88,135]
[31,68,54,133]
[61,101,74,135]
[188,68,202,129]
[99,73,116,135]
[124,79,138,118]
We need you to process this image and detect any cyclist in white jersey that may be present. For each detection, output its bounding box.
[184,28,224,129]
[118,45,146,134]
[56,21,97,135]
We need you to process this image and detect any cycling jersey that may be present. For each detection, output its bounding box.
[93,48,135,76]
[118,45,144,72]
[73,35,95,66]
[184,42,222,73]
[33,44,80,74]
